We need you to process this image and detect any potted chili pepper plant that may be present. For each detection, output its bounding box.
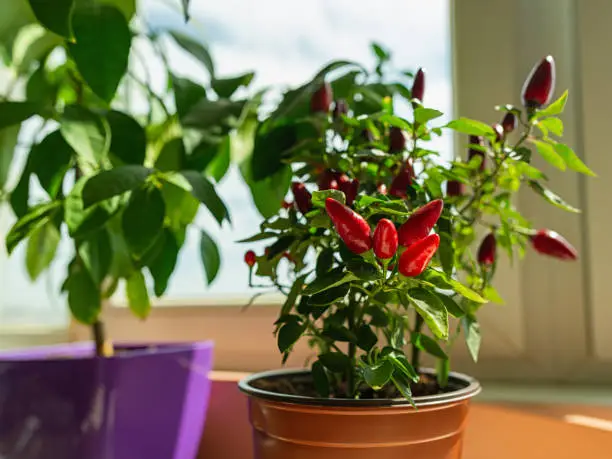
[238,47,590,459]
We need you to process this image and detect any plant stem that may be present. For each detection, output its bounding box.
[347,301,357,398]
[92,320,106,356]
[411,313,424,372]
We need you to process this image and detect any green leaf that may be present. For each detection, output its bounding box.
[107,110,146,165]
[126,270,151,319]
[365,305,389,327]
[407,288,449,340]
[250,123,298,182]
[13,24,62,73]
[462,315,481,362]
[82,165,152,208]
[240,155,291,218]
[436,293,465,318]
[537,90,568,118]
[60,105,110,173]
[65,177,117,237]
[412,333,448,359]
[280,274,307,316]
[29,130,74,198]
[212,72,255,99]
[69,5,131,102]
[147,229,179,296]
[528,180,580,213]
[100,0,136,19]
[531,139,565,171]
[483,285,505,305]
[356,324,378,351]
[414,107,443,125]
[0,102,39,129]
[553,143,595,176]
[311,189,345,208]
[538,117,563,136]
[311,361,329,397]
[159,179,199,230]
[0,125,20,190]
[180,170,229,224]
[180,0,190,21]
[155,138,186,172]
[6,201,61,254]
[168,31,215,77]
[277,320,306,353]
[318,352,351,373]
[424,269,487,304]
[438,232,454,276]
[237,231,278,243]
[446,118,495,136]
[28,0,74,38]
[78,229,111,285]
[199,229,220,285]
[206,136,230,182]
[322,324,357,342]
[303,268,358,295]
[347,261,380,282]
[66,260,101,324]
[371,42,390,61]
[171,74,207,120]
[181,98,245,128]
[387,353,419,382]
[364,359,394,389]
[122,186,165,258]
[25,220,60,281]
[377,113,412,131]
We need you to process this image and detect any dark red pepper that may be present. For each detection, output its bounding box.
[398,199,444,247]
[389,161,414,198]
[377,183,388,195]
[339,178,359,206]
[333,99,348,119]
[281,200,293,209]
[530,229,578,261]
[318,170,339,191]
[411,68,425,104]
[521,55,556,109]
[388,126,407,153]
[325,197,372,254]
[468,135,485,171]
[373,219,398,259]
[291,182,312,215]
[492,123,504,143]
[398,233,440,277]
[244,250,256,267]
[310,82,333,113]
[477,233,496,265]
[446,180,464,197]
[501,112,517,133]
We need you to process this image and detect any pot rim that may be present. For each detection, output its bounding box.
[239,367,481,408]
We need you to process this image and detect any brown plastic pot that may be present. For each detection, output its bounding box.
[239,368,481,459]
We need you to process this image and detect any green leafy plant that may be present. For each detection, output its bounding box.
[242,46,589,403]
[1,0,254,354]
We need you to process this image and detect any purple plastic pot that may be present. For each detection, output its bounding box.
[0,341,214,459]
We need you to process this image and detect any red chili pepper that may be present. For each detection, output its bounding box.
[377,183,388,195]
[339,178,359,206]
[398,199,444,247]
[468,135,485,171]
[388,126,407,153]
[333,99,348,119]
[398,233,440,277]
[318,170,339,191]
[521,55,555,109]
[446,180,464,197]
[492,123,504,143]
[530,229,578,261]
[325,197,372,254]
[310,82,333,113]
[281,200,293,209]
[244,250,256,267]
[282,252,294,262]
[411,68,425,104]
[373,218,398,259]
[477,233,496,265]
[291,182,312,215]
[501,112,517,133]
[389,161,414,198]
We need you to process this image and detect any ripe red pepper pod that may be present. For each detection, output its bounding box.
[521,55,556,109]
[388,126,407,153]
[398,233,440,277]
[291,182,312,215]
[398,199,444,247]
[281,200,293,209]
[530,229,578,261]
[244,250,256,267]
[492,123,504,143]
[318,170,339,190]
[389,161,414,198]
[339,178,360,206]
[477,233,497,265]
[310,82,333,113]
[325,197,372,254]
[377,183,388,195]
[501,112,517,133]
[333,99,349,119]
[373,218,398,259]
[468,135,485,171]
[446,180,464,197]
[411,68,425,104]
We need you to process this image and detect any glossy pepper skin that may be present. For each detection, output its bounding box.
[291,182,312,215]
[398,233,440,277]
[389,161,414,198]
[492,123,504,143]
[468,135,485,171]
[325,198,372,254]
[521,55,556,109]
[373,219,398,259]
[446,180,464,197]
[333,99,348,119]
[388,126,407,153]
[501,112,517,133]
[244,250,256,267]
[398,199,444,247]
[411,68,425,104]
[339,178,359,206]
[318,170,339,190]
[478,233,497,265]
[530,229,578,260]
[310,82,333,113]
